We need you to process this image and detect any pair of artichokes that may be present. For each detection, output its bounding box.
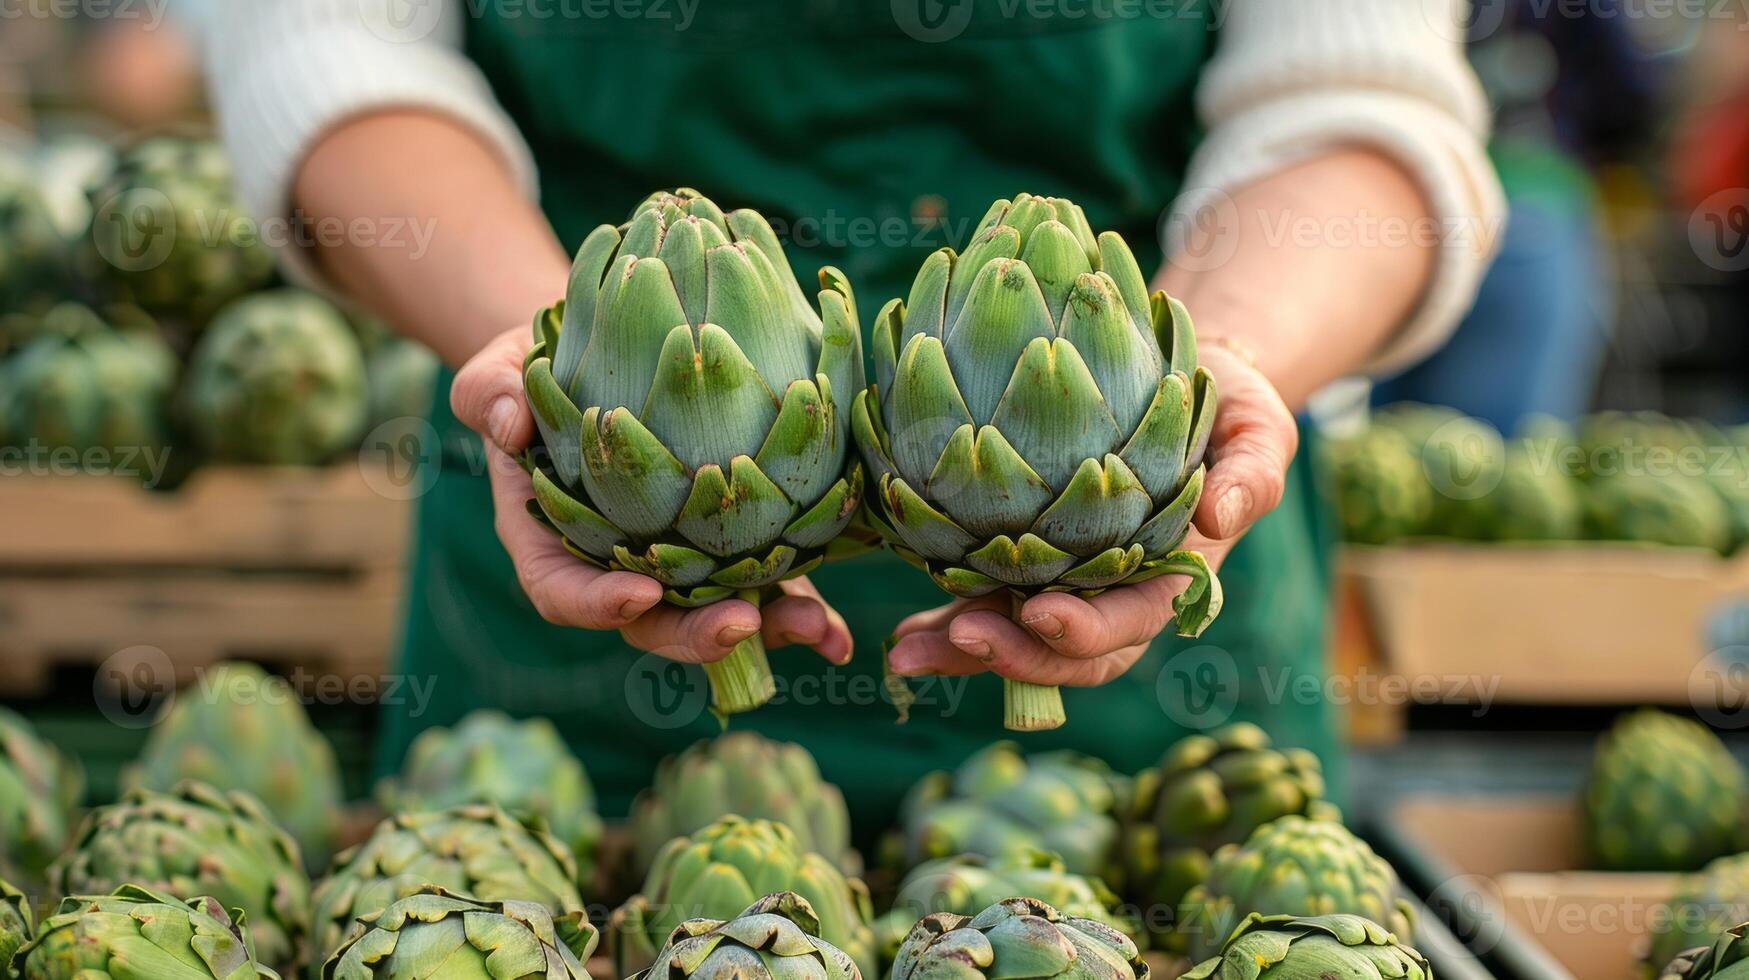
[521,189,1223,730]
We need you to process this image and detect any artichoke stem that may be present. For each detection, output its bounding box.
[704,589,777,722]
[1004,592,1066,731]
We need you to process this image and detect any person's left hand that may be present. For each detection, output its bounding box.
[885,343,1297,686]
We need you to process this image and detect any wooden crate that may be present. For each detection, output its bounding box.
[0,466,412,694]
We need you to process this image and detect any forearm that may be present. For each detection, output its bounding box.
[293,111,569,367]
[1158,148,1437,409]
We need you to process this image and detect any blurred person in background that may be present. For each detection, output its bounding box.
[204,0,1502,822]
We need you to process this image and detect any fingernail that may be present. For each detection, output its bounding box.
[1023,613,1064,640]
[1215,486,1252,538]
[618,599,650,621]
[487,397,518,450]
[951,637,993,661]
[716,625,758,648]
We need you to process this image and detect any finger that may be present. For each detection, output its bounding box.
[621,599,763,665]
[886,630,990,677]
[951,610,1146,687]
[452,327,536,453]
[1017,581,1178,659]
[487,448,663,629]
[1194,355,1298,541]
[894,594,1007,638]
[763,578,853,665]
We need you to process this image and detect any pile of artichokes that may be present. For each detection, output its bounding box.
[1584,709,1748,872]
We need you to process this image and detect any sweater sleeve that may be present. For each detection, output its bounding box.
[1167,0,1508,376]
[200,0,538,287]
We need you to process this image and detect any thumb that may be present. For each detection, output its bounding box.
[452,327,536,453]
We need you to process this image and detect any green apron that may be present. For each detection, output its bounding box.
[379,0,1340,836]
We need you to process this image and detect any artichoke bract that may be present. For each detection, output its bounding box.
[1124,723,1338,928]
[309,805,583,980]
[320,887,596,980]
[852,193,1221,731]
[895,742,1124,882]
[1177,815,1414,962]
[12,885,280,980]
[377,711,602,884]
[126,662,345,871]
[0,706,84,886]
[183,291,370,465]
[1584,710,1748,872]
[1646,853,1749,977]
[630,732,853,878]
[0,303,176,457]
[612,815,876,978]
[0,877,32,966]
[48,782,310,973]
[892,897,1146,980]
[522,188,866,718]
[84,136,274,326]
[1657,922,1749,980]
[1178,913,1431,980]
[632,892,861,980]
[875,850,1133,963]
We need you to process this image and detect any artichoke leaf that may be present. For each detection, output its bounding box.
[1125,551,1223,637]
[525,355,585,488]
[640,323,781,471]
[881,475,979,563]
[1131,465,1204,557]
[615,542,718,588]
[902,249,955,347]
[873,299,906,395]
[784,468,863,550]
[1185,366,1217,478]
[1096,231,1156,356]
[706,243,813,396]
[1055,545,1146,592]
[708,546,799,589]
[553,222,624,394]
[577,255,689,414]
[943,259,1056,424]
[674,456,797,559]
[1060,272,1160,435]
[532,468,625,560]
[1031,454,1151,557]
[753,377,839,506]
[886,336,974,486]
[926,424,1055,540]
[931,565,1008,598]
[618,204,666,257]
[655,213,714,327]
[1159,295,1201,382]
[987,338,1123,494]
[1017,219,1093,321]
[578,405,692,540]
[728,208,818,328]
[944,226,1021,333]
[816,270,866,429]
[963,533,1079,589]
[1118,372,1194,505]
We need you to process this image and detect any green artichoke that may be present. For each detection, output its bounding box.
[895,742,1125,882]
[875,850,1133,963]
[1178,913,1430,980]
[0,168,67,319]
[611,815,875,978]
[309,805,583,980]
[47,782,310,973]
[1477,440,1584,541]
[632,891,860,980]
[377,710,601,883]
[126,662,344,870]
[1178,815,1414,962]
[363,338,440,430]
[0,706,84,886]
[0,877,32,966]
[1656,922,1749,980]
[1584,471,1733,553]
[1124,723,1338,927]
[521,188,866,717]
[0,303,176,457]
[1646,853,1749,977]
[12,885,280,980]
[320,887,596,980]
[892,897,1146,980]
[1325,427,1432,545]
[183,291,370,465]
[84,136,274,326]
[1375,403,1507,538]
[852,193,1221,731]
[630,732,853,878]
[1583,710,1747,871]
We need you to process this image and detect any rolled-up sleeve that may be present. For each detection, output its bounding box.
[201,0,537,283]
[1167,0,1508,376]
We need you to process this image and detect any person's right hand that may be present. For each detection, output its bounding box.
[450,324,853,667]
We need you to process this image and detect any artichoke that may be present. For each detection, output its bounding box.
[0,168,66,319]
[320,886,596,980]
[1583,710,1748,871]
[126,662,345,870]
[1646,853,1749,977]
[1324,427,1432,545]
[1477,440,1584,541]
[47,782,310,973]
[1584,471,1733,553]
[183,291,370,465]
[1375,403,1507,538]
[377,710,601,883]
[0,303,176,456]
[874,850,1133,963]
[1124,723,1338,926]
[364,338,440,430]
[631,892,860,980]
[852,193,1221,731]
[12,885,280,980]
[0,877,32,966]
[1178,815,1414,962]
[0,706,84,886]
[84,136,274,325]
[894,742,1125,882]
[630,731,853,877]
[611,815,875,978]
[891,897,1146,980]
[1178,913,1431,980]
[309,805,583,980]
[521,188,866,717]
[1656,922,1749,980]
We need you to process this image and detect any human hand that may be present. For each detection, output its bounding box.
[450,324,853,666]
[885,342,1295,685]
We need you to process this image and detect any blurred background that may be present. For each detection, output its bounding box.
[0,2,1748,979]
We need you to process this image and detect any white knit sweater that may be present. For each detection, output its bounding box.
[202,0,1505,374]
